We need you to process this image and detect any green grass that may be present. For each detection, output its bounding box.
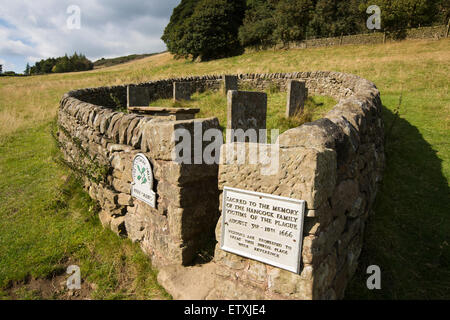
[150,89,336,137]
[345,104,450,299]
[0,122,170,299]
[0,38,448,299]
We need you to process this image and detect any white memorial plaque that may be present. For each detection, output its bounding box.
[131,153,156,208]
[221,187,305,273]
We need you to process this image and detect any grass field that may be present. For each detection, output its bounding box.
[0,38,449,299]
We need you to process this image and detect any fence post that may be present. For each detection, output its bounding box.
[446,19,449,38]
[383,31,386,44]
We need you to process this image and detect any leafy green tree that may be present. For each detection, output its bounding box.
[272,0,314,45]
[24,63,31,75]
[29,53,93,75]
[162,0,446,54]
[436,0,450,24]
[161,0,198,58]
[308,0,365,38]
[162,0,245,61]
[238,0,278,48]
[360,0,441,32]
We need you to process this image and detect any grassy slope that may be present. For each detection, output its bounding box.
[0,38,449,299]
[93,53,160,69]
[0,123,169,299]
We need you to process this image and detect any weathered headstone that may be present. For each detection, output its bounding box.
[286,80,307,117]
[127,85,150,107]
[223,75,238,94]
[173,82,191,102]
[227,90,267,142]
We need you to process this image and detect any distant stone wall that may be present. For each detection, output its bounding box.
[58,70,384,299]
[251,24,448,51]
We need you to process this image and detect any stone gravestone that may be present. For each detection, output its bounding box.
[223,75,238,94]
[227,90,267,143]
[127,85,150,107]
[173,82,191,102]
[286,80,307,117]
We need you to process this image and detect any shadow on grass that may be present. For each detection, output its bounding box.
[345,106,450,299]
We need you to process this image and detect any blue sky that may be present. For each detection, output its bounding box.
[0,0,181,73]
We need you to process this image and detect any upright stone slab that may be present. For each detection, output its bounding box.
[173,82,191,102]
[286,80,307,117]
[127,85,150,107]
[227,90,267,142]
[223,75,238,94]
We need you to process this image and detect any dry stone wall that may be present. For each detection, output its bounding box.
[57,86,221,267]
[253,24,448,51]
[58,70,384,299]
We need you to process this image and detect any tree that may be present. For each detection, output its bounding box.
[436,0,450,24]
[29,53,93,75]
[24,63,31,75]
[238,0,278,49]
[162,0,446,54]
[308,0,365,38]
[162,0,246,61]
[272,0,314,45]
[161,0,198,58]
[360,0,441,33]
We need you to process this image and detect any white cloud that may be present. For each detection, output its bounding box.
[0,0,180,71]
[0,57,16,72]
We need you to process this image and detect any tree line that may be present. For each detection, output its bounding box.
[162,0,449,60]
[26,52,93,75]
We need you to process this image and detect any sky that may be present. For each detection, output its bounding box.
[0,0,181,73]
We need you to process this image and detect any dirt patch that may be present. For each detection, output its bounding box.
[4,270,94,300]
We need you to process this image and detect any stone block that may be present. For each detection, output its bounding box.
[218,144,336,209]
[99,210,112,228]
[141,117,220,162]
[267,266,314,299]
[117,193,133,206]
[111,216,127,237]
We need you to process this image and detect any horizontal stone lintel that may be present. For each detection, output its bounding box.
[128,106,200,114]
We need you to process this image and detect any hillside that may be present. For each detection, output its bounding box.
[93,53,162,69]
[0,38,449,299]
